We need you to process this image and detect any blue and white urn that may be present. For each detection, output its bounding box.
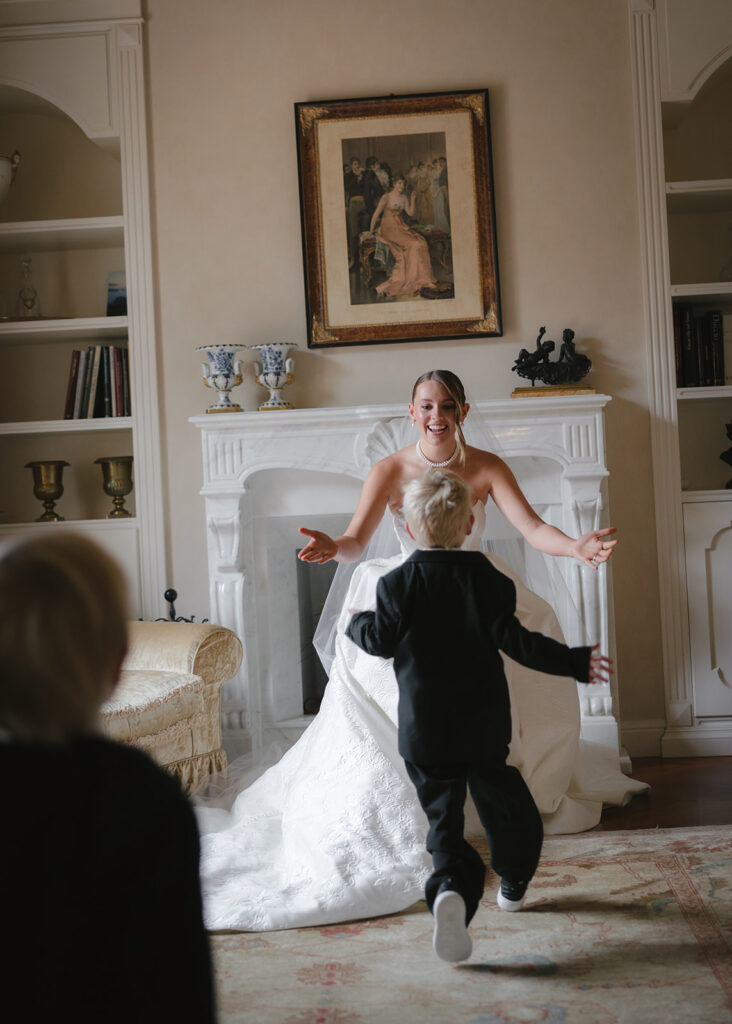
[250,343,298,410]
[197,344,244,413]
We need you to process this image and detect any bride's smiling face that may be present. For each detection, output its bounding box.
[408,380,467,447]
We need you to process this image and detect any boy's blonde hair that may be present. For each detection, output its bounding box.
[402,468,473,549]
[0,532,129,741]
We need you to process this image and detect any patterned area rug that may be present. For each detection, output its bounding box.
[211,826,732,1023]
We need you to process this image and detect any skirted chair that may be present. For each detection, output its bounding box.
[100,620,242,794]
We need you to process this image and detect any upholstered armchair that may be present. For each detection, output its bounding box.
[100,620,243,794]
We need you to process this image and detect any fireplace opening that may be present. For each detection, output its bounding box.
[296,550,338,715]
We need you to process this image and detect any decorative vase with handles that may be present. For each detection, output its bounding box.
[250,343,298,410]
[196,345,244,412]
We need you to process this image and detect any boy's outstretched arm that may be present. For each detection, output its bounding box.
[588,643,613,684]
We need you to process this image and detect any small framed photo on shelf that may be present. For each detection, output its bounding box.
[106,270,127,317]
[294,89,502,348]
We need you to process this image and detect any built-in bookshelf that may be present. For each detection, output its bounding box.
[630,0,732,756]
[666,179,732,497]
[0,8,165,619]
[667,179,732,417]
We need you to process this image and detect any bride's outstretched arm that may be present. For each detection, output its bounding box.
[298,459,393,565]
[487,457,618,571]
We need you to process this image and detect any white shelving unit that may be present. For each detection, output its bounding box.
[0,317,128,344]
[0,417,131,436]
[0,215,125,252]
[0,5,165,619]
[630,0,732,756]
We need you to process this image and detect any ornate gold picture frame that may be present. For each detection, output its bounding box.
[295,89,502,348]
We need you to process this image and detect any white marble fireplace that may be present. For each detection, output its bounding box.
[192,394,621,764]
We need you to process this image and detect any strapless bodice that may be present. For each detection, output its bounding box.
[391,500,487,555]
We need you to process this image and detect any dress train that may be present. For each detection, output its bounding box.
[194,506,646,932]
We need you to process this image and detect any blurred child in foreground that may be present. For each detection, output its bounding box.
[0,532,216,1021]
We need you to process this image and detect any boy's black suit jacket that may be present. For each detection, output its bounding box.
[346,549,590,764]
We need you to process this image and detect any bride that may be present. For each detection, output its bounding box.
[194,369,645,932]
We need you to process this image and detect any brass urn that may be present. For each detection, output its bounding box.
[94,455,134,518]
[25,460,70,521]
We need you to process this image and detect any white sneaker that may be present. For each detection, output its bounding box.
[432,889,472,963]
[496,878,528,911]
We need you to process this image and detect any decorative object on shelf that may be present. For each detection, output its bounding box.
[106,270,127,316]
[721,421,732,489]
[250,342,298,410]
[25,460,69,522]
[94,455,134,518]
[152,589,209,624]
[16,255,42,319]
[197,345,244,413]
[511,327,595,397]
[0,150,20,206]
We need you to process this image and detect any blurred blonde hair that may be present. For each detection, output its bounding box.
[0,532,129,741]
[402,468,473,549]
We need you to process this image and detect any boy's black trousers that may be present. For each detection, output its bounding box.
[404,753,544,924]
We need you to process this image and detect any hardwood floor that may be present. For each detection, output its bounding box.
[592,755,732,831]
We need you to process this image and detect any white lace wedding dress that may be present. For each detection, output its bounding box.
[194,503,646,932]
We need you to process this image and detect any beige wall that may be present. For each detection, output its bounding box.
[143,0,664,727]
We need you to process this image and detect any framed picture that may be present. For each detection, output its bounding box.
[295,89,502,349]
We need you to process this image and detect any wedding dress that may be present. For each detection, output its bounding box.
[194,502,646,932]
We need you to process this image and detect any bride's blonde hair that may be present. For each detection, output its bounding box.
[402,468,473,549]
[411,369,468,463]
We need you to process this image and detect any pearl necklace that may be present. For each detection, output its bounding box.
[415,439,459,468]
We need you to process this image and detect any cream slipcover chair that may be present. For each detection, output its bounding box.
[101,621,242,794]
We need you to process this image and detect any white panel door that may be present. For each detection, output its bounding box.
[683,500,732,717]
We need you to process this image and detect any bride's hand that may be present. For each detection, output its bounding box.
[588,643,613,684]
[298,527,338,564]
[573,527,618,570]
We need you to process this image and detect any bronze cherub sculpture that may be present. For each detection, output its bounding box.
[513,327,591,387]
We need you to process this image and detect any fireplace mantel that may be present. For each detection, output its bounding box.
[192,394,622,764]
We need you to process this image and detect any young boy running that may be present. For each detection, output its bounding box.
[346,468,611,963]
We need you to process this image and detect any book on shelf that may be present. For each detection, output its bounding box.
[121,346,130,416]
[707,309,724,387]
[85,345,103,418]
[78,345,96,417]
[62,343,131,419]
[110,346,119,417]
[101,345,113,416]
[695,316,712,387]
[725,314,732,386]
[63,349,81,419]
[72,349,87,419]
[113,346,124,418]
[678,304,700,386]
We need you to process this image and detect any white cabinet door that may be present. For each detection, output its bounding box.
[683,500,732,717]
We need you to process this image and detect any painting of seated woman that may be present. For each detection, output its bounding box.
[342,131,454,306]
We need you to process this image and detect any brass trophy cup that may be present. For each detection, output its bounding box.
[94,456,134,518]
[25,460,70,521]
